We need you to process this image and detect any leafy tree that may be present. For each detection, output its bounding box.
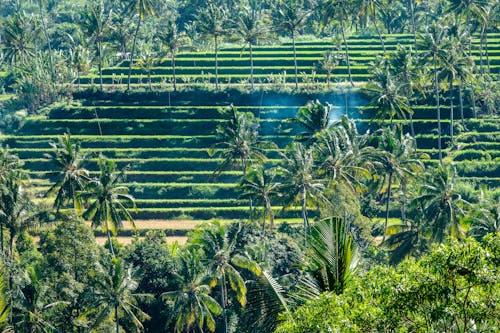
[125,0,158,91]
[197,3,229,91]
[78,156,136,256]
[84,257,150,333]
[272,0,313,89]
[239,165,280,230]
[161,249,222,333]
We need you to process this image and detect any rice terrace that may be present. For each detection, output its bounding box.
[0,0,499,332]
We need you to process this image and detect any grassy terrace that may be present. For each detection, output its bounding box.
[2,34,499,237]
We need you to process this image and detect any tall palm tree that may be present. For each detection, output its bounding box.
[239,165,281,230]
[1,13,35,66]
[279,142,326,245]
[162,249,222,333]
[125,0,158,91]
[419,24,450,165]
[80,0,111,92]
[322,0,355,86]
[70,45,92,90]
[45,133,89,213]
[36,0,54,83]
[78,156,136,256]
[197,3,228,91]
[86,257,150,333]
[156,19,188,92]
[291,100,334,146]
[272,0,313,89]
[413,166,469,242]
[359,0,386,54]
[234,6,269,90]
[377,126,424,241]
[190,221,260,333]
[209,105,268,177]
[447,0,487,57]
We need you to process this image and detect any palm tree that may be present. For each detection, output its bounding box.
[162,249,222,333]
[78,156,136,256]
[190,221,260,333]
[209,105,268,177]
[234,6,269,90]
[318,50,340,88]
[322,0,355,86]
[1,13,35,66]
[239,165,281,230]
[197,3,228,91]
[86,257,150,333]
[36,0,54,83]
[44,133,89,213]
[291,100,334,146]
[378,126,424,241]
[136,41,156,90]
[279,142,326,245]
[156,19,188,92]
[413,166,469,243]
[70,45,92,90]
[419,24,450,165]
[272,0,313,89]
[467,193,499,240]
[125,0,158,91]
[359,0,386,54]
[447,0,487,57]
[80,0,111,92]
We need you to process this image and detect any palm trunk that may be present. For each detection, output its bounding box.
[470,85,477,118]
[215,34,219,90]
[291,30,298,90]
[94,109,103,136]
[38,0,55,85]
[115,303,119,333]
[409,0,417,50]
[382,172,393,243]
[327,72,331,88]
[98,42,103,92]
[372,14,386,55]
[484,29,490,72]
[449,78,454,142]
[220,276,228,333]
[107,228,115,257]
[8,230,14,260]
[77,71,81,90]
[408,100,417,151]
[266,197,274,230]
[171,51,177,91]
[0,226,3,255]
[340,14,353,87]
[249,42,254,91]
[301,189,308,247]
[344,87,349,118]
[459,83,466,129]
[479,24,485,75]
[127,16,142,91]
[434,54,443,165]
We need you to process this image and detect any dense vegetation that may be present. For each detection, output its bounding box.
[0,0,499,332]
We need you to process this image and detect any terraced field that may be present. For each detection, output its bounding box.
[78,34,500,88]
[1,35,499,238]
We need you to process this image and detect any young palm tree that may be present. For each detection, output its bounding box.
[321,0,355,86]
[272,0,313,89]
[80,0,111,92]
[78,156,136,256]
[70,45,92,90]
[156,19,188,92]
[125,0,158,91]
[1,13,35,66]
[292,100,334,146]
[45,133,89,213]
[418,24,450,165]
[239,165,281,230]
[279,142,326,245]
[161,249,222,333]
[234,6,269,90]
[318,50,340,89]
[467,195,499,240]
[413,166,469,242]
[189,221,260,333]
[197,3,228,91]
[86,257,150,333]
[210,105,268,177]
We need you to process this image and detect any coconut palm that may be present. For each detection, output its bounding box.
[80,0,111,92]
[279,142,326,245]
[272,0,313,89]
[291,100,334,146]
[85,257,150,333]
[136,41,156,90]
[209,105,269,176]
[359,0,386,54]
[239,165,281,230]
[413,166,469,242]
[234,6,269,90]
[1,13,35,66]
[321,0,355,86]
[44,133,89,213]
[318,50,340,88]
[70,45,92,90]
[156,19,188,92]
[35,0,54,83]
[189,221,260,333]
[467,194,499,240]
[78,156,136,256]
[197,3,229,91]
[377,126,424,241]
[125,0,158,91]
[161,249,222,333]
[418,24,450,165]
